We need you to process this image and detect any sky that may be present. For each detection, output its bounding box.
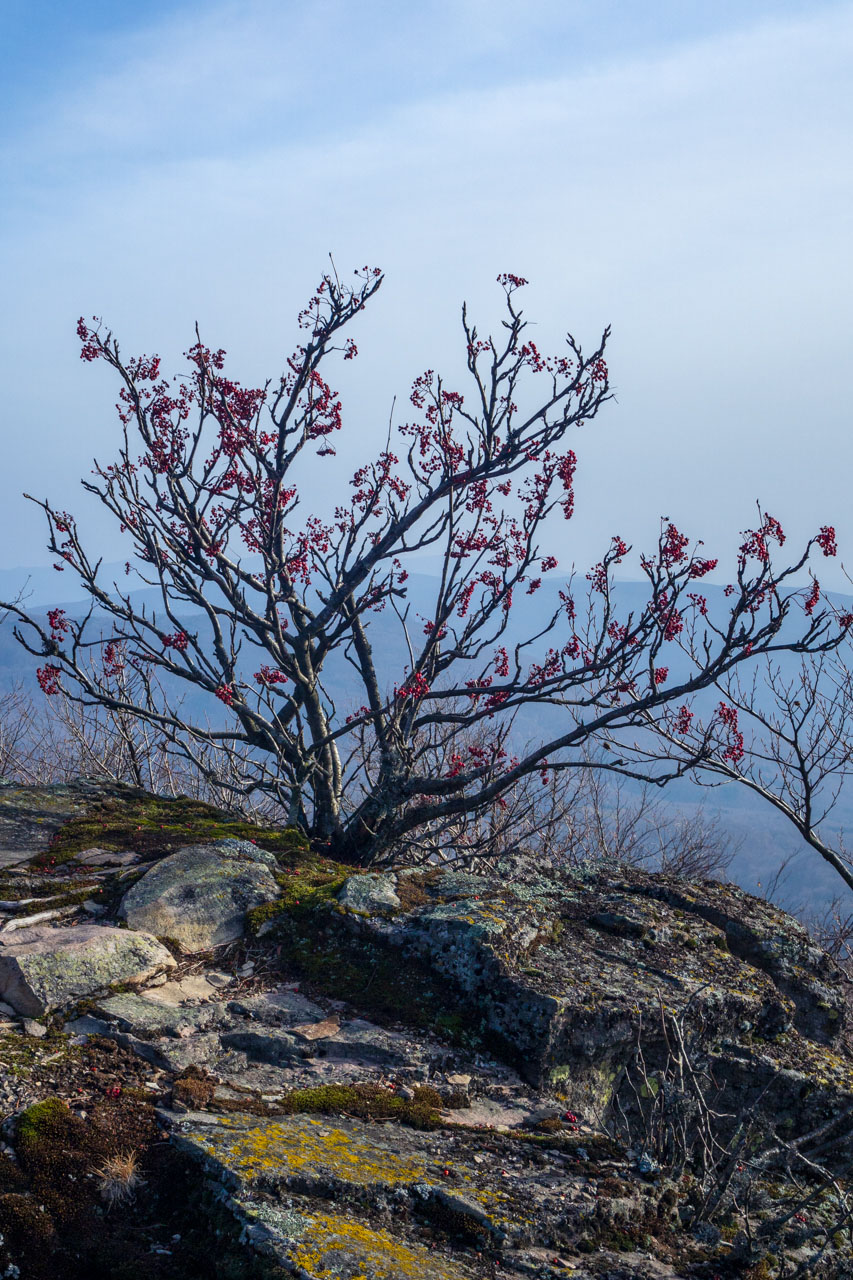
[2,0,852,588]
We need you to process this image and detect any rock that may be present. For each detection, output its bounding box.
[169,1109,638,1277]
[226,988,327,1027]
[337,872,401,916]
[7,778,853,1280]
[0,780,98,868]
[20,1019,47,1038]
[92,993,230,1040]
[204,970,233,989]
[290,1015,340,1042]
[326,861,853,1151]
[141,973,225,1005]
[71,847,141,868]
[119,839,281,952]
[0,923,176,1017]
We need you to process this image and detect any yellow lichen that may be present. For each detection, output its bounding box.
[195,1114,429,1186]
[291,1210,478,1279]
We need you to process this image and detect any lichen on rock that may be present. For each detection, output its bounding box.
[119,839,281,952]
[0,923,175,1017]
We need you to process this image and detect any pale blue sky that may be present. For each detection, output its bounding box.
[2,0,852,584]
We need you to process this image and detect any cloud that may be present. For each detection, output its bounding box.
[1,1,852,578]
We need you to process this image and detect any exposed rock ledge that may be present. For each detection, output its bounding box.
[0,780,849,1279]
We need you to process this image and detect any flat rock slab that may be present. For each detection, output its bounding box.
[119,839,281,952]
[173,1110,529,1234]
[142,972,232,1005]
[0,781,95,867]
[0,922,175,1017]
[225,988,327,1026]
[171,1109,640,1274]
[93,992,230,1039]
[71,847,142,868]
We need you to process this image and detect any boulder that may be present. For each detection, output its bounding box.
[330,861,853,1136]
[119,838,281,952]
[0,923,175,1017]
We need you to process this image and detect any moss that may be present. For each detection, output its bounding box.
[173,1065,216,1109]
[0,1192,55,1248]
[0,1154,26,1193]
[214,1082,445,1130]
[245,856,350,935]
[745,1260,775,1280]
[278,1082,443,1129]
[504,1128,624,1160]
[394,868,440,912]
[16,1097,75,1150]
[0,1031,60,1079]
[32,784,310,868]
[596,1175,630,1197]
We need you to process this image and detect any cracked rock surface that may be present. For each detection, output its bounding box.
[0,781,851,1278]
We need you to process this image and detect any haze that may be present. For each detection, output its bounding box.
[2,0,852,587]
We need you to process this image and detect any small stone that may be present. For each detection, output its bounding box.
[203,971,233,989]
[337,873,401,917]
[21,1018,47,1038]
[290,1015,341,1042]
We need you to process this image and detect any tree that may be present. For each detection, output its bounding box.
[1,265,848,864]
[639,645,853,894]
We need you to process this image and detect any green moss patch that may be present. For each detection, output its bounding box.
[31,784,310,868]
[265,1083,443,1129]
[246,856,350,934]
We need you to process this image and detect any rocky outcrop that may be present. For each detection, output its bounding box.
[119,839,281,952]
[0,782,852,1278]
[322,859,853,1135]
[170,1108,653,1279]
[0,780,102,869]
[0,923,175,1017]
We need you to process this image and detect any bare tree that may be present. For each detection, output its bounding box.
[0,684,48,783]
[1,266,847,864]
[632,640,853,895]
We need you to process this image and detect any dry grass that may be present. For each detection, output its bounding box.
[95,1150,145,1209]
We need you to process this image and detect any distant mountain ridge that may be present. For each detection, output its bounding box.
[1,563,851,920]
